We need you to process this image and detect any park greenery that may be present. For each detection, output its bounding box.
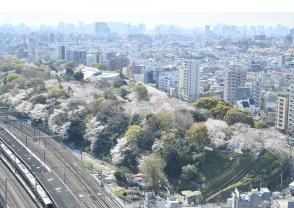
[0,58,288,196]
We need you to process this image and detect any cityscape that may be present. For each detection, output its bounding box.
[0,7,294,210]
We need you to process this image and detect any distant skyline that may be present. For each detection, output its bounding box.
[0,12,293,29]
[0,0,294,28]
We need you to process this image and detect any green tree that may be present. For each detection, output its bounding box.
[125,125,143,146]
[211,103,232,120]
[193,97,221,110]
[134,83,149,101]
[224,109,255,127]
[255,120,267,129]
[180,164,202,182]
[191,110,208,122]
[73,71,84,81]
[47,87,67,99]
[187,123,210,147]
[118,87,129,98]
[97,64,108,71]
[114,168,128,185]
[139,153,167,190]
[3,72,24,84]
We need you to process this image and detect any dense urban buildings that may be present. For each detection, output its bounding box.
[0,19,294,209]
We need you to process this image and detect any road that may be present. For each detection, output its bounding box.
[0,113,122,208]
[0,159,38,208]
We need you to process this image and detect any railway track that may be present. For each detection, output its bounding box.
[0,160,38,208]
[0,115,121,208]
[205,157,258,202]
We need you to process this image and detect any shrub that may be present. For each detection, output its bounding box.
[134,84,149,101]
[224,109,255,127]
[47,87,67,98]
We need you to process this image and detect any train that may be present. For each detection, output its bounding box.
[0,140,54,208]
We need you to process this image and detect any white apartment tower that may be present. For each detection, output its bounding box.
[179,60,200,102]
[276,93,289,132]
[224,64,247,104]
[288,84,294,134]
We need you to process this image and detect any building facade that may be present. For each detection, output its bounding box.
[276,93,289,132]
[179,60,200,102]
[224,64,247,104]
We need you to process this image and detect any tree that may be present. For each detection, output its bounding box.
[191,110,208,122]
[73,71,84,81]
[147,112,173,131]
[211,103,232,120]
[2,72,24,84]
[97,64,108,71]
[193,97,221,110]
[125,125,143,146]
[113,78,126,88]
[139,153,167,190]
[64,63,74,80]
[180,164,202,182]
[134,84,149,101]
[118,87,129,98]
[224,109,255,127]
[187,123,210,147]
[47,87,67,99]
[172,110,193,130]
[114,168,128,185]
[255,120,267,129]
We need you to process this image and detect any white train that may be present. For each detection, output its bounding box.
[0,141,54,208]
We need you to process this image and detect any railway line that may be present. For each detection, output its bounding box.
[0,112,122,208]
[0,159,38,208]
[0,126,81,208]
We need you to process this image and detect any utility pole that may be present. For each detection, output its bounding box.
[4,179,8,208]
[280,172,283,190]
[64,168,66,184]
[80,146,83,166]
[43,150,46,163]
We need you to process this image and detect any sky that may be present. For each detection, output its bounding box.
[0,0,293,28]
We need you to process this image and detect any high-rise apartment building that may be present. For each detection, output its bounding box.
[288,85,294,134]
[65,49,87,65]
[179,60,200,102]
[58,45,66,60]
[276,93,289,132]
[224,64,247,104]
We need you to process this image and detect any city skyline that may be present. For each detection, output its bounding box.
[0,12,294,29]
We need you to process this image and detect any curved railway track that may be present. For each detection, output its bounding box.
[1,116,121,208]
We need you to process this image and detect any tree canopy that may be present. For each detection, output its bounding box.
[224,109,255,127]
[139,153,167,190]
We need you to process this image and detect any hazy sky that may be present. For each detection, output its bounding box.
[0,0,293,28]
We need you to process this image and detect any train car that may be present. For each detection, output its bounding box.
[0,141,54,208]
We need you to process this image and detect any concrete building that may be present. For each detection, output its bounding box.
[236,98,257,115]
[179,60,200,102]
[156,67,179,96]
[288,84,294,135]
[224,64,246,104]
[123,63,145,83]
[58,45,66,60]
[94,22,111,37]
[109,56,129,72]
[276,93,289,132]
[66,49,87,65]
[228,188,271,208]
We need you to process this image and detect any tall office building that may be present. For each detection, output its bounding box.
[94,22,111,37]
[276,93,289,132]
[58,45,66,60]
[179,60,200,102]
[224,64,247,104]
